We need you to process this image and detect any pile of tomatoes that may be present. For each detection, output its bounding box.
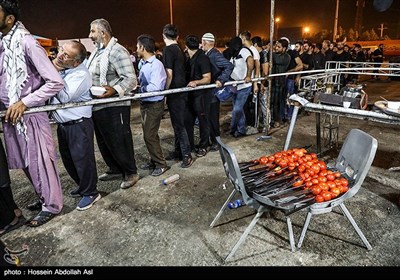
[254,148,350,203]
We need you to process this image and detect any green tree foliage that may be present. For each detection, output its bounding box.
[370,28,379,40]
[348,28,356,41]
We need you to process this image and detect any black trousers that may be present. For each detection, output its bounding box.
[0,139,17,228]
[208,100,220,145]
[166,92,191,157]
[57,118,98,196]
[185,91,212,150]
[92,106,138,176]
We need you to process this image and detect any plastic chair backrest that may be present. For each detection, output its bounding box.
[335,129,378,200]
[216,137,260,208]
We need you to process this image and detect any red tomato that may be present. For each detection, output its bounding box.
[334,171,341,178]
[274,152,282,158]
[298,164,306,173]
[318,161,327,170]
[311,164,320,174]
[309,153,317,159]
[311,178,319,185]
[330,187,341,197]
[305,181,313,188]
[319,182,329,191]
[326,174,335,181]
[293,180,304,187]
[339,185,349,193]
[259,156,268,165]
[319,170,328,177]
[318,176,327,183]
[315,195,324,203]
[340,178,349,187]
[321,191,332,201]
[311,186,322,195]
[279,160,288,168]
[268,155,275,162]
[327,181,337,190]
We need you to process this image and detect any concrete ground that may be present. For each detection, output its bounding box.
[1,77,399,269]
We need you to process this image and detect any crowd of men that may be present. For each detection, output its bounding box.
[1,0,394,236]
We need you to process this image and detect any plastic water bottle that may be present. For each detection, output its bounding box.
[162,174,180,185]
[227,199,245,209]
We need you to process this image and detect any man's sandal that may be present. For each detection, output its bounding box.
[26,211,56,227]
[0,215,24,235]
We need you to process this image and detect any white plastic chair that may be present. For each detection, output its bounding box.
[297,129,378,250]
[210,137,297,261]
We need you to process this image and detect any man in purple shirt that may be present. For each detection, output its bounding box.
[0,0,64,227]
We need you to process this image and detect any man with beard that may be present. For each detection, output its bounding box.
[86,18,139,189]
[0,0,64,227]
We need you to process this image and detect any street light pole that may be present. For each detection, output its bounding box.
[333,0,339,42]
[169,0,173,24]
[236,0,240,35]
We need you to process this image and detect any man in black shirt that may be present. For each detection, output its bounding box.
[162,24,193,168]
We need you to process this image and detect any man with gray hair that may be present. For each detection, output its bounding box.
[51,40,101,210]
[201,32,233,150]
[86,18,139,189]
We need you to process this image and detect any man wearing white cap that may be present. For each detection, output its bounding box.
[201,32,233,150]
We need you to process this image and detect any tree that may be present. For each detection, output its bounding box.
[361,30,371,40]
[348,28,356,41]
[370,28,379,40]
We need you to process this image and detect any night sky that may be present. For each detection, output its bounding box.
[19,0,400,48]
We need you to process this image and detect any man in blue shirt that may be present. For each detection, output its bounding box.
[136,34,170,176]
[51,40,100,211]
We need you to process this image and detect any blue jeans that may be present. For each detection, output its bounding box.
[286,79,295,120]
[231,86,252,135]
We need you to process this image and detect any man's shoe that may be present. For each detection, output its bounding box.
[196,148,207,157]
[209,143,219,152]
[234,131,246,138]
[76,194,101,211]
[99,172,123,181]
[69,187,81,197]
[181,155,194,168]
[151,166,170,177]
[27,201,42,211]
[165,151,182,161]
[140,162,156,170]
[120,174,140,189]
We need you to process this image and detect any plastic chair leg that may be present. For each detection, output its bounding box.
[339,203,373,250]
[286,217,296,252]
[225,206,267,261]
[210,189,237,228]
[297,212,313,249]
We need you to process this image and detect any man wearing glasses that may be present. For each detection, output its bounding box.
[50,40,101,211]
